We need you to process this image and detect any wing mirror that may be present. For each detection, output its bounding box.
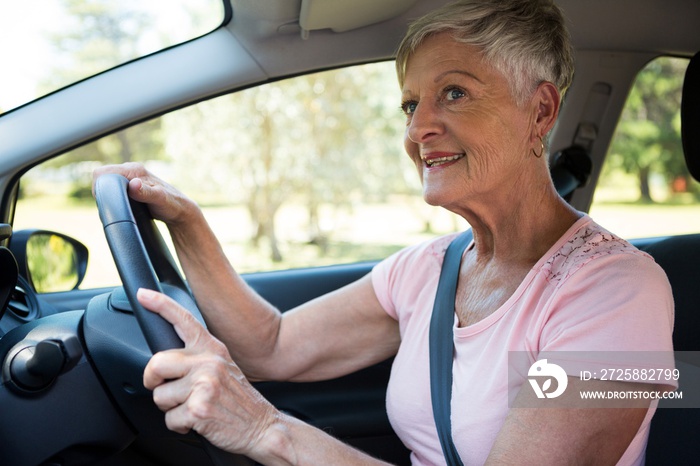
[10,230,88,293]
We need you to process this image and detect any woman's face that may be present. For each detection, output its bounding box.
[401,33,537,209]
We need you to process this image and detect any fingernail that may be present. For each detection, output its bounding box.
[137,288,157,301]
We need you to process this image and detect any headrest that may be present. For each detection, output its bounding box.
[551,145,592,201]
[682,51,700,181]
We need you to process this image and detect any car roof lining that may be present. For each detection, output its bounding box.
[299,0,419,33]
[226,0,700,66]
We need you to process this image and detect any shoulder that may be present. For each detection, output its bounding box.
[538,218,674,352]
[540,218,659,285]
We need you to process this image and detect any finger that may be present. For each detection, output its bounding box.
[92,162,147,197]
[143,350,190,390]
[127,175,171,207]
[162,380,223,437]
[126,177,149,203]
[92,162,146,182]
[150,374,192,411]
[163,402,196,435]
[137,288,206,347]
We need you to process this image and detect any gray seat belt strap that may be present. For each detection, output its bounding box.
[429,229,473,466]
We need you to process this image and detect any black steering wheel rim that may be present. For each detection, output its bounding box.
[94,173,186,353]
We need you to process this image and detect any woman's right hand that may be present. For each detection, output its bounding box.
[92,162,198,227]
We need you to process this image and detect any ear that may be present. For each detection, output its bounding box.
[530,81,561,142]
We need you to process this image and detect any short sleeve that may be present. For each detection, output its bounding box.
[371,234,455,322]
[371,250,403,320]
[539,251,676,387]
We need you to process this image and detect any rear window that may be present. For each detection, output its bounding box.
[589,56,699,238]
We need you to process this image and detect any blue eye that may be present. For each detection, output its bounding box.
[401,100,418,115]
[445,88,466,101]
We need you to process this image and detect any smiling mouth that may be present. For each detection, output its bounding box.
[424,153,466,167]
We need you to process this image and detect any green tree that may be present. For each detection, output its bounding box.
[296,65,408,244]
[606,57,686,202]
[165,63,406,261]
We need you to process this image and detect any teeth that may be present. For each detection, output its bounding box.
[425,153,465,167]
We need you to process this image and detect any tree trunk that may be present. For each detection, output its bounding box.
[638,165,653,203]
[115,131,132,163]
[265,216,283,263]
[246,199,283,262]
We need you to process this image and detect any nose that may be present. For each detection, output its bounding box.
[406,100,444,144]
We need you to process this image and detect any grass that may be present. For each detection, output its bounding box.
[589,203,700,239]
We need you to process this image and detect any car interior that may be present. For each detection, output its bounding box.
[0,0,699,465]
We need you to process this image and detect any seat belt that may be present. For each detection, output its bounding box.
[429,229,473,466]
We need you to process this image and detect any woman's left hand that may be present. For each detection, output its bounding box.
[139,288,279,456]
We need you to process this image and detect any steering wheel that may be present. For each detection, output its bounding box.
[93,173,194,352]
[93,173,254,466]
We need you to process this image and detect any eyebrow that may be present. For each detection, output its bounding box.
[434,69,484,85]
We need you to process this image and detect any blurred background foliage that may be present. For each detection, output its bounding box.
[597,57,696,204]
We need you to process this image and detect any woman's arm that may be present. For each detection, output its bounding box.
[93,163,400,382]
[163,201,400,381]
[486,376,654,465]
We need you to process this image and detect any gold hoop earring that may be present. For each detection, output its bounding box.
[532,137,544,158]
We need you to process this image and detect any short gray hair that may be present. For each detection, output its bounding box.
[395,0,574,105]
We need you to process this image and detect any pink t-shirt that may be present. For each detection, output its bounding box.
[371,215,675,466]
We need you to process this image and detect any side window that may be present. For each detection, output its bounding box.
[13,62,462,290]
[589,56,698,238]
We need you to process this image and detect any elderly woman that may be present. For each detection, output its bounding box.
[95,0,675,464]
